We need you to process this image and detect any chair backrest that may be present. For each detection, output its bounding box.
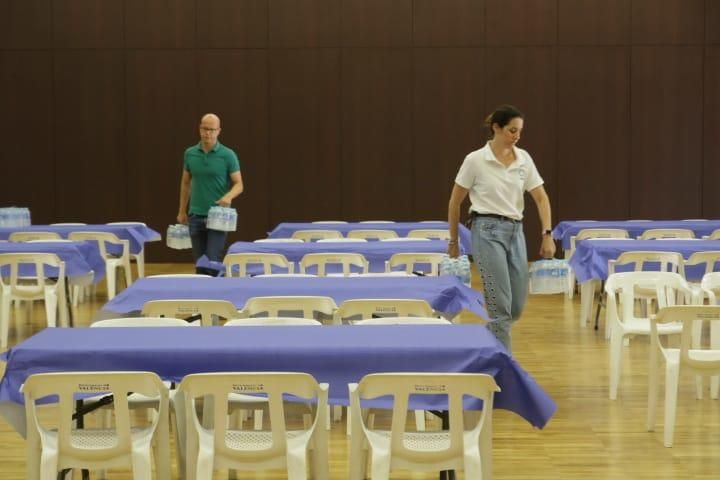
[387,252,446,276]
[652,305,720,371]
[354,316,451,325]
[177,372,327,462]
[347,229,399,240]
[253,238,304,243]
[67,231,129,260]
[142,299,241,326]
[0,252,65,297]
[315,238,367,243]
[311,221,347,224]
[638,228,695,240]
[91,316,195,327]
[334,299,434,324]
[379,237,431,242]
[299,252,368,276]
[359,220,395,223]
[701,272,720,304]
[406,229,450,240]
[223,253,293,277]
[8,232,62,242]
[350,373,499,464]
[23,371,166,463]
[49,223,87,226]
[604,271,691,326]
[240,296,338,323]
[146,274,212,278]
[685,251,720,276]
[608,251,685,277]
[253,273,317,278]
[708,229,720,240]
[106,222,147,226]
[224,317,322,326]
[290,230,343,242]
[570,228,629,251]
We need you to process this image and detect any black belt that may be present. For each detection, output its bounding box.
[470,212,521,223]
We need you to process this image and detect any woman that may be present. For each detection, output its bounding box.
[447,105,555,352]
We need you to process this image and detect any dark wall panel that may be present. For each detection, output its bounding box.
[485,0,556,45]
[196,0,268,48]
[52,0,124,48]
[630,47,703,218]
[197,51,269,243]
[125,51,197,262]
[557,47,630,220]
[413,48,485,221]
[0,52,55,223]
[1,0,52,49]
[704,47,720,218]
[631,0,705,45]
[484,47,556,258]
[124,0,196,48]
[269,0,340,47]
[341,49,413,220]
[341,0,412,46]
[268,49,341,224]
[53,51,126,222]
[413,0,485,46]
[709,0,720,44]
[558,0,630,45]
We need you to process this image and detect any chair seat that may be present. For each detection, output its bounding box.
[370,430,451,451]
[42,426,153,451]
[621,319,682,336]
[225,430,306,451]
[663,349,720,366]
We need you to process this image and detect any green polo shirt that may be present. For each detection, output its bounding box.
[183,141,240,216]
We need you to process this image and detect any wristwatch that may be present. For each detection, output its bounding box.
[542,229,552,236]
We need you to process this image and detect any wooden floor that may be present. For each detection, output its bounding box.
[1,263,719,479]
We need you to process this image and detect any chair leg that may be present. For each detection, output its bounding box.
[44,288,57,328]
[414,410,426,431]
[647,342,659,431]
[253,409,263,430]
[609,331,624,400]
[0,293,10,349]
[135,251,145,278]
[106,264,117,300]
[663,363,680,447]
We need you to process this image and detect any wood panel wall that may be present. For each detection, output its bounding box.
[1,0,718,261]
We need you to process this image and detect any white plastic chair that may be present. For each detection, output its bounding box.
[49,223,87,226]
[386,252,446,276]
[406,229,451,240]
[354,316,451,325]
[107,222,149,278]
[0,252,67,349]
[239,296,338,324]
[349,373,499,480]
[142,299,241,326]
[91,316,194,328]
[146,273,212,278]
[638,228,695,240]
[684,251,720,302]
[333,298,435,325]
[702,272,720,305]
[347,230,398,240]
[22,371,168,480]
[648,305,720,447]
[567,228,629,300]
[225,317,321,326]
[359,220,395,223]
[379,237,431,242]
[315,238,367,243]
[290,230,343,242]
[68,231,132,300]
[8,232,62,242]
[299,253,369,277]
[176,372,328,480]
[223,252,293,277]
[253,273,318,278]
[311,221,347,224]
[604,271,691,399]
[253,238,304,243]
[707,229,720,240]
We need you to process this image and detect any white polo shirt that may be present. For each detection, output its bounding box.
[454,141,544,221]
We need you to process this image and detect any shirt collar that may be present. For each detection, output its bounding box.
[196,141,221,153]
[483,141,526,167]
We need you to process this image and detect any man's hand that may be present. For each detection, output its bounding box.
[539,235,556,259]
[177,212,188,224]
[216,195,232,207]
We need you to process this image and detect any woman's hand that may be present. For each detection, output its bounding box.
[539,235,556,259]
[447,242,460,258]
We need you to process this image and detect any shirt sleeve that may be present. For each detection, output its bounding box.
[227,150,240,173]
[454,154,475,189]
[183,150,191,172]
[523,153,544,192]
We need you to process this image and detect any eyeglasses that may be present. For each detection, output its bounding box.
[200,127,219,133]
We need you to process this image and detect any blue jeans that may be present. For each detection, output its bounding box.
[471,216,529,352]
[188,214,227,275]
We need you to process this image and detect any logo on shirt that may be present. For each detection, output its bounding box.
[516,168,527,180]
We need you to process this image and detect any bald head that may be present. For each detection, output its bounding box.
[199,113,221,151]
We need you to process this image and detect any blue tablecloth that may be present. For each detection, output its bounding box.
[100,275,489,321]
[0,224,161,255]
[0,325,555,428]
[0,241,106,282]
[569,239,720,282]
[553,220,720,250]
[224,239,460,274]
[268,222,472,253]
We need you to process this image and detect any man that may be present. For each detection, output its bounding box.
[177,113,244,274]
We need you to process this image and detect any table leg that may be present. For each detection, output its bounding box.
[579,281,596,327]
